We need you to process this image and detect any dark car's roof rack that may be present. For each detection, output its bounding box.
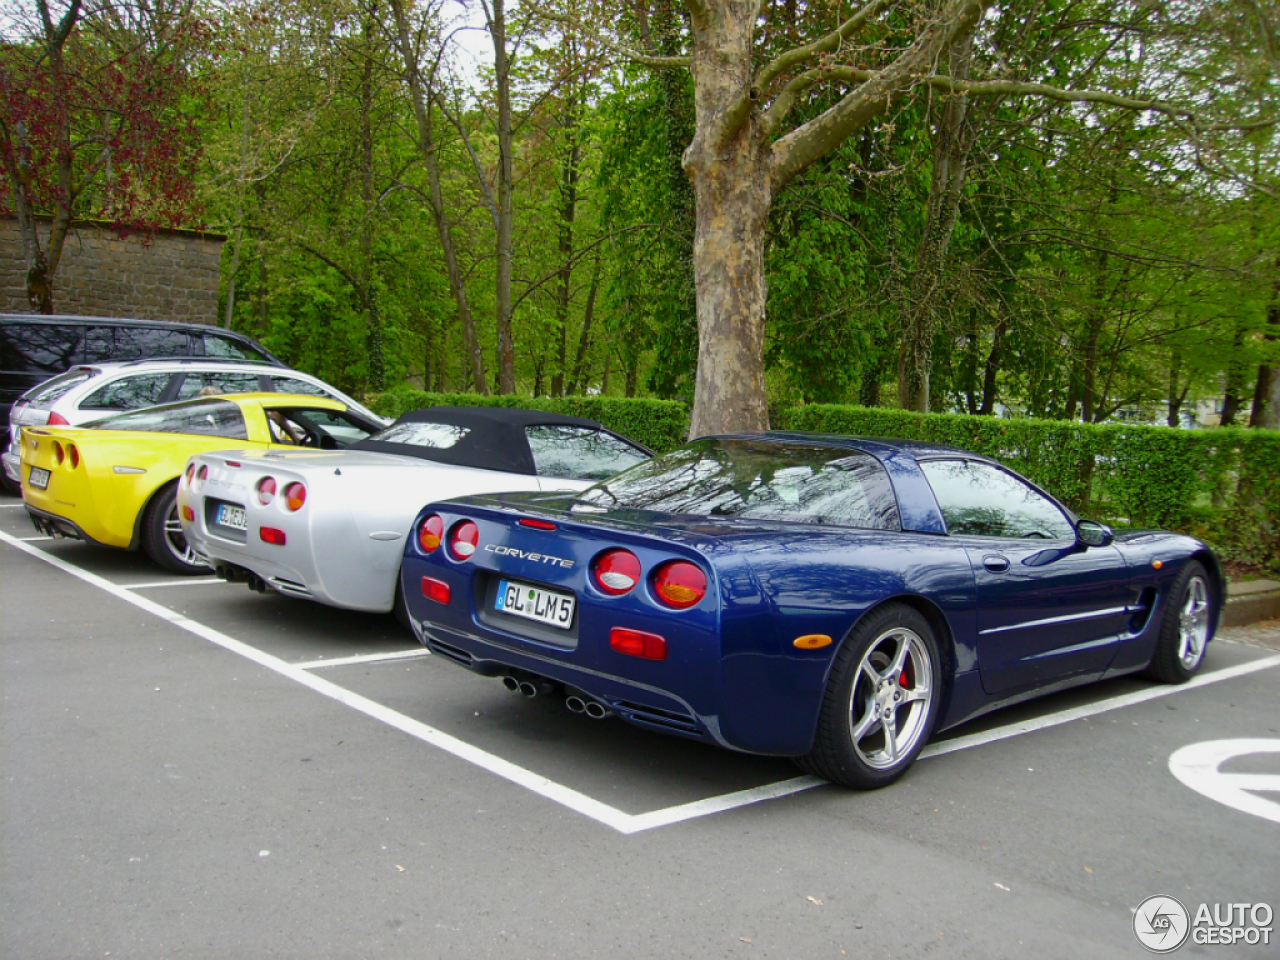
[5,313,241,332]
[97,357,280,368]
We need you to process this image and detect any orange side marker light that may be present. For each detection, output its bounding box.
[793,634,833,650]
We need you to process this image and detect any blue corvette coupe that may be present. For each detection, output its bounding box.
[400,433,1221,788]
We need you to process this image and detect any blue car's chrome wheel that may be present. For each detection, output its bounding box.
[850,626,934,770]
[1177,576,1210,670]
[1148,560,1213,684]
[798,603,942,789]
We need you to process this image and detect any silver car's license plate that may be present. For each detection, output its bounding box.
[495,579,575,629]
[29,466,50,490]
[216,503,248,530]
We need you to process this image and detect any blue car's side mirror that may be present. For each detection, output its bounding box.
[1077,519,1114,548]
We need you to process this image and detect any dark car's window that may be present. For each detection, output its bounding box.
[80,373,173,410]
[366,421,471,448]
[203,332,271,362]
[21,368,96,405]
[271,376,329,398]
[0,324,83,372]
[88,399,248,440]
[525,425,650,481]
[578,438,900,530]
[113,327,193,360]
[919,459,1074,539]
[174,372,264,400]
[83,327,117,362]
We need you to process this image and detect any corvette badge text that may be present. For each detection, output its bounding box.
[1133,895,1273,952]
[484,544,575,568]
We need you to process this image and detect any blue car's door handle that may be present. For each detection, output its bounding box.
[982,555,1010,572]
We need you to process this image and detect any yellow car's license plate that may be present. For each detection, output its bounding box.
[29,466,50,490]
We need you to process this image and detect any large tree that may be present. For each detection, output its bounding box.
[0,0,207,313]
[605,0,1277,435]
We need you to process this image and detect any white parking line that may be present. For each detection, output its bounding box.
[921,655,1280,759]
[126,579,224,589]
[4,528,1279,834]
[0,503,26,509]
[295,649,434,670]
[18,535,52,541]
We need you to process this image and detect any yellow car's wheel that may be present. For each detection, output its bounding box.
[141,482,209,575]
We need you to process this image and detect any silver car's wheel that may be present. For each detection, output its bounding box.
[797,603,942,789]
[141,482,209,575]
[1148,560,1213,684]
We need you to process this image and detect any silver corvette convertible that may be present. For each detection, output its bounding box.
[177,406,651,621]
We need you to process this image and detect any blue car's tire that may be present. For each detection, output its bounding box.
[392,574,413,634]
[1146,560,1212,684]
[797,603,942,789]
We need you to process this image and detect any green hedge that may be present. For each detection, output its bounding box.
[777,404,1280,574]
[365,386,690,454]
[360,391,1279,572]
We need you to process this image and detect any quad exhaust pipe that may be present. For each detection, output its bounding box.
[498,672,610,717]
[215,564,269,594]
[500,671,557,699]
[565,694,611,720]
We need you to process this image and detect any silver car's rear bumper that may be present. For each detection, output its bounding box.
[2,450,21,484]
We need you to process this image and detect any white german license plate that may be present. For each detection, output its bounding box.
[29,466,50,490]
[216,503,248,530]
[495,579,575,630]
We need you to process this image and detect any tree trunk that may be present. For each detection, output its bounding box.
[8,7,79,314]
[1167,346,1185,427]
[1080,266,1108,423]
[1220,317,1249,427]
[684,2,773,438]
[897,33,973,412]
[568,254,600,395]
[977,315,1004,416]
[359,16,384,392]
[388,0,488,393]
[550,97,581,399]
[492,0,516,393]
[1248,264,1279,429]
[223,89,250,329]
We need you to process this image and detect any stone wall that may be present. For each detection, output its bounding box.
[1,217,225,323]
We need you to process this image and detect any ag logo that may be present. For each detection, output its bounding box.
[1134,895,1191,953]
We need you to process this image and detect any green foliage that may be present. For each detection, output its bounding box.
[366,387,690,453]
[777,404,1280,572]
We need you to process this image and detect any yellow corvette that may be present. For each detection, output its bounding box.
[19,393,381,574]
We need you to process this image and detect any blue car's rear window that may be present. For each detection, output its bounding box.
[577,438,900,531]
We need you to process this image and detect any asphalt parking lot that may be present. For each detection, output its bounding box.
[3,490,1278,960]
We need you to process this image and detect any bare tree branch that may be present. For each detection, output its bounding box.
[753,0,895,98]
[769,0,985,189]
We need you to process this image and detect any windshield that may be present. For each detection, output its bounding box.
[576,438,901,530]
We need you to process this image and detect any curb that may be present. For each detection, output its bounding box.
[1224,580,1280,628]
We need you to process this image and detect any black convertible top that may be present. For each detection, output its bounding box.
[348,405,611,474]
